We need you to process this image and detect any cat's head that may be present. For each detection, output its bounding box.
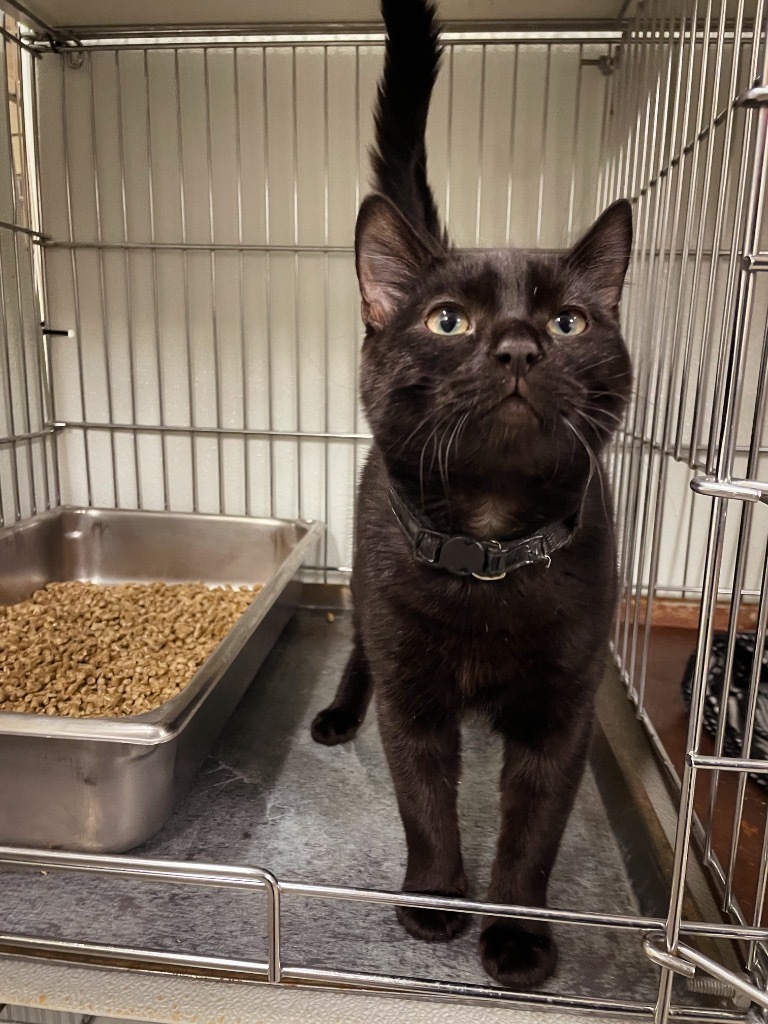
[355,194,633,521]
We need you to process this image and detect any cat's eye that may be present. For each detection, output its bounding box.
[426,306,470,337]
[547,309,587,338]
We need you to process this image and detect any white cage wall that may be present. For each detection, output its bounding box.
[0,24,54,527]
[27,32,613,580]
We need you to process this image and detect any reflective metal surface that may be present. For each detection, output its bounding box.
[0,508,322,851]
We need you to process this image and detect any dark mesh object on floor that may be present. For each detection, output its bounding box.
[681,632,768,789]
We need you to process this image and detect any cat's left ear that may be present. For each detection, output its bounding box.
[355,193,442,329]
[566,199,633,311]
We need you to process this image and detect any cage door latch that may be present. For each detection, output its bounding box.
[690,475,768,503]
[740,84,768,107]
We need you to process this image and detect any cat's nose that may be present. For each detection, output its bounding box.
[494,337,541,376]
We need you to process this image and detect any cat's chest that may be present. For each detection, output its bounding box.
[465,496,515,539]
[432,587,558,679]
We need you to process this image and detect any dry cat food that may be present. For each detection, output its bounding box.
[0,581,261,718]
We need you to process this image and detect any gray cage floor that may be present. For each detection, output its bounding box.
[2,611,663,1002]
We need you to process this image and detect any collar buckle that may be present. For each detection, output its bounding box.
[390,485,572,581]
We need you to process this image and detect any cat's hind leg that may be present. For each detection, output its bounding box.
[311,628,372,745]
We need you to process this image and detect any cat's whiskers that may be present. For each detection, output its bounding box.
[441,411,470,500]
[418,409,457,507]
[575,404,626,441]
[391,403,443,456]
[564,416,610,522]
[419,418,445,507]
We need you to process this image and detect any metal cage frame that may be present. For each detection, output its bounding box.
[0,2,767,1022]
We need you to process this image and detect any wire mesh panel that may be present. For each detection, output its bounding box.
[32,31,615,580]
[603,0,768,1019]
[0,15,55,527]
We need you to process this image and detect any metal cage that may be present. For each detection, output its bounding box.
[604,0,768,1017]
[0,2,767,1022]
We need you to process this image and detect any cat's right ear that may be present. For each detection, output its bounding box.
[355,193,441,329]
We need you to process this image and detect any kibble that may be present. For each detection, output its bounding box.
[0,581,261,718]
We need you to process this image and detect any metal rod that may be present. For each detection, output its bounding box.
[352,42,361,561]
[749,791,768,970]
[114,49,142,508]
[635,0,699,711]
[292,46,302,522]
[474,43,486,246]
[233,47,249,518]
[3,22,37,521]
[535,43,552,248]
[26,38,58,509]
[444,44,454,228]
[0,20,41,56]
[88,51,119,508]
[0,217,47,238]
[262,46,276,520]
[626,0,679,706]
[617,0,665,673]
[674,941,768,1011]
[706,14,767,478]
[44,239,737,256]
[0,931,744,1021]
[173,47,198,513]
[203,46,225,515]
[323,46,330,582]
[566,42,584,241]
[56,420,371,442]
[31,28,629,52]
[671,0,715,460]
[0,426,56,447]
[723,536,768,907]
[654,495,728,1024]
[504,44,519,245]
[691,753,768,773]
[690,0,749,464]
[704,275,768,866]
[0,231,22,523]
[678,0,735,470]
[144,47,170,512]
[281,965,741,1019]
[60,54,93,506]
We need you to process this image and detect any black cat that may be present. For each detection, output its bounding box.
[312,0,632,990]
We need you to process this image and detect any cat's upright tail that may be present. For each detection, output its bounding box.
[372,0,445,244]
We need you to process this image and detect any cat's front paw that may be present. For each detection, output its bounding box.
[480,920,557,988]
[396,896,469,943]
[311,706,362,745]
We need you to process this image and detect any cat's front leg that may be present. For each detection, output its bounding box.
[311,623,372,745]
[480,706,593,989]
[377,693,469,942]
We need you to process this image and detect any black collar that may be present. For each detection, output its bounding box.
[388,485,578,581]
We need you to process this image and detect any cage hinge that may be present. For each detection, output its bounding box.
[41,326,74,338]
[643,936,760,1011]
[45,31,84,67]
[581,55,617,76]
[744,252,768,272]
[739,84,768,108]
[643,935,696,977]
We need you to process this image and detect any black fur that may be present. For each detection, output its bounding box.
[370,0,444,244]
[312,0,633,991]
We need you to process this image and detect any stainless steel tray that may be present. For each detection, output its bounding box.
[0,508,322,853]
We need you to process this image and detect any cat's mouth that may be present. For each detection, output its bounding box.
[496,387,544,425]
